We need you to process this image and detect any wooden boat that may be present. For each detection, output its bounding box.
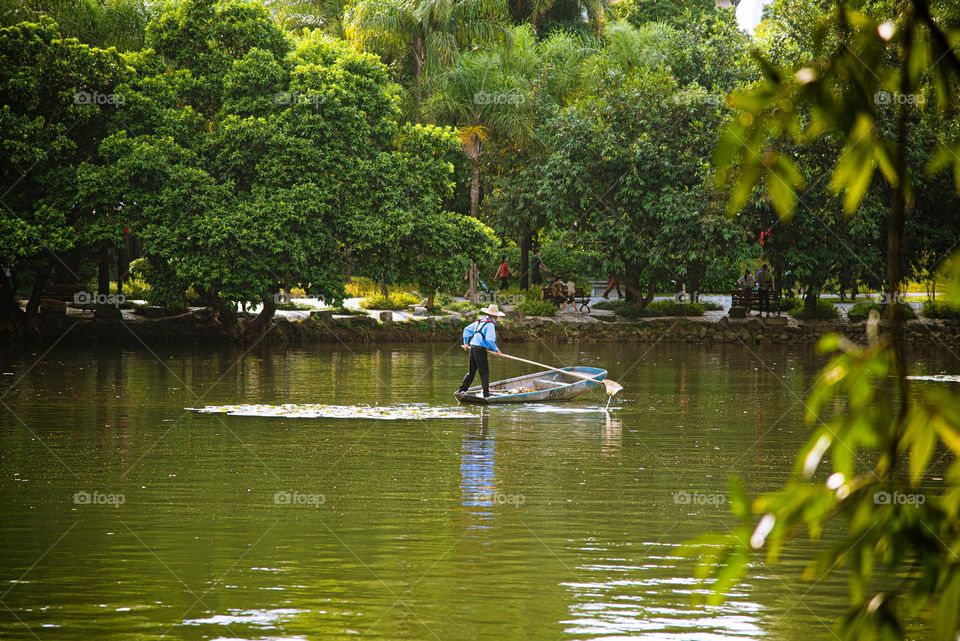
[455,366,607,404]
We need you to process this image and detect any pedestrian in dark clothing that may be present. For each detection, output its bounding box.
[602,274,622,299]
[531,250,547,286]
[457,304,505,398]
[755,264,774,317]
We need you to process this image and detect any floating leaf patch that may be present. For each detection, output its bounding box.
[188,404,475,420]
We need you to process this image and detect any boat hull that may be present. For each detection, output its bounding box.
[455,366,607,404]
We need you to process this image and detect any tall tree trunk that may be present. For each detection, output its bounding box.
[593,3,604,37]
[469,145,481,218]
[198,287,237,330]
[343,247,352,279]
[803,286,819,315]
[0,268,46,335]
[117,237,129,297]
[469,263,479,304]
[244,289,277,340]
[887,15,912,431]
[686,263,705,303]
[25,273,46,321]
[519,222,531,290]
[623,270,638,303]
[0,267,23,326]
[412,34,426,117]
[467,137,482,303]
[624,275,655,310]
[98,247,111,297]
[643,280,655,307]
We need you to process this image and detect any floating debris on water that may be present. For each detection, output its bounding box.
[906,375,960,383]
[188,403,474,420]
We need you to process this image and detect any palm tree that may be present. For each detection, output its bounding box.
[268,0,349,38]
[345,0,511,115]
[1,0,153,51]
[514,0,608,34]
[427,49,533,218]
[578,20,688,93]
[427,47,533,300]
[536,28,589,102]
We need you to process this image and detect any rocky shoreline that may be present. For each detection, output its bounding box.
[15,305,960,348]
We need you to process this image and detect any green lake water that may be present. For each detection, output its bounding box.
[1,341,956,641]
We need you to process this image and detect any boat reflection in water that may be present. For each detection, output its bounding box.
[460,409,496,528]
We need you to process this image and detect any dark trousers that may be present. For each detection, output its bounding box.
[758,288,770,315]
[458,346,490,397]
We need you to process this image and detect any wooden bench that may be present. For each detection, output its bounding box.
[731,288,754,310]
[731,288,782,315]
[42,283,83,302]
[541,287,591,313]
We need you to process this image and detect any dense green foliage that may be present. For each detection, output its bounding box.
[359,291,420,310]
[0,0,153,50]
[921,299,960,319]
[690,2,960,640]
[0,17,127,322]
[2,0,960,637]
[4,0,958,332]
[345,0,510,116]
[515,296,555,317]
[0,0,496,336]
[788,298,840,320]
[443,299,483,314]
[593,299,711,318]
[847,300,917,321]
[478,15,761,301]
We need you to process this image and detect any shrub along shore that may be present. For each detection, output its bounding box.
[20,305,960,349]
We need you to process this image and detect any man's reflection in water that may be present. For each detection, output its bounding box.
[460,408,495,528]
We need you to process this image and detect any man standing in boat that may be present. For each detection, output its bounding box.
[457,304,505,398]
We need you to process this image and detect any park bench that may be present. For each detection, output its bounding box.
[731,288,783,316]
[42,283,83,301]
[541,287,591,313]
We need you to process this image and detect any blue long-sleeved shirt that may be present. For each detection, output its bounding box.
[462,318,499,352]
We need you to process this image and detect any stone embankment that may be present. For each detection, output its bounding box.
[25,304,960,348]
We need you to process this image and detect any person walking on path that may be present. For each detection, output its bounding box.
[493,257,511,290]
[602,273,622,299]
[755,264,774,317]
[457,304,505,398]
